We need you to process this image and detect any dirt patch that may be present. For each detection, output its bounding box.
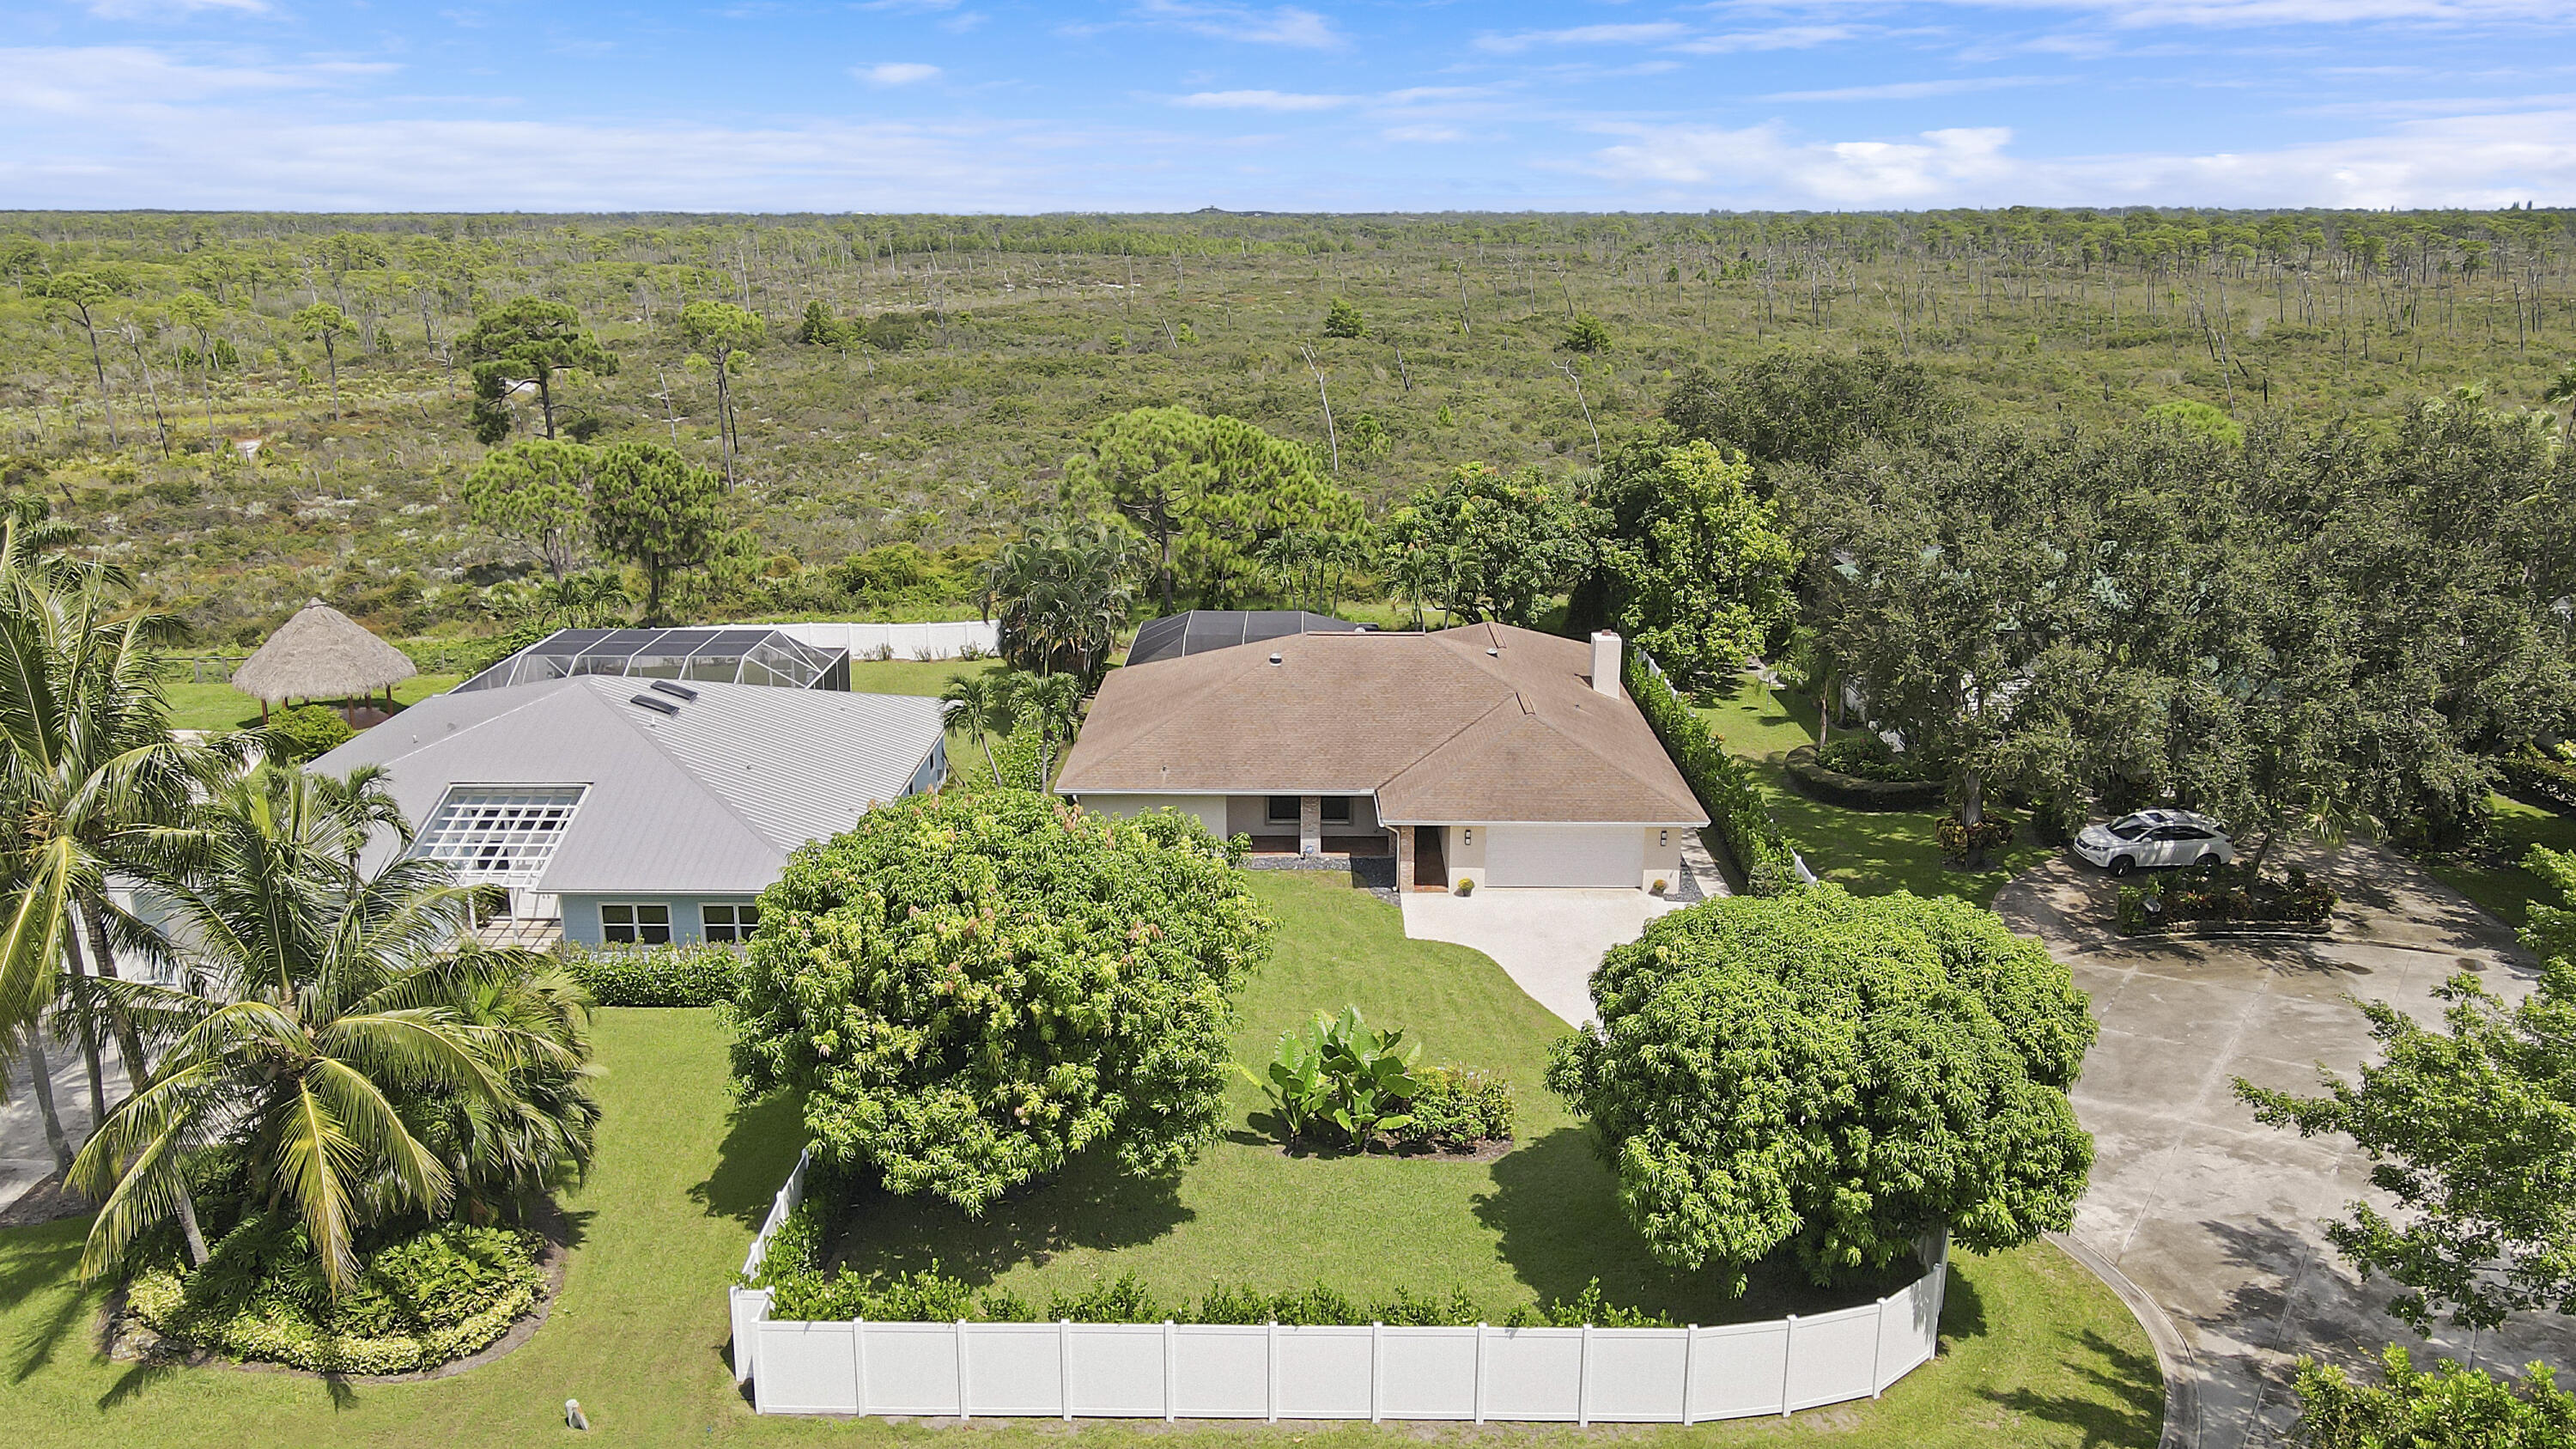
[0,1172,94,1229]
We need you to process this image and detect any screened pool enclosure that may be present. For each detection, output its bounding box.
[455,628,851,694]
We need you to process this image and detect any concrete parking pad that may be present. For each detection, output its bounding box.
[1400,887,1685,1026]
[1996,843,2576,1449]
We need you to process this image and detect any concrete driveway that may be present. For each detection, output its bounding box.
[1996,843,2576,1449]
[1400,888,1686,1027]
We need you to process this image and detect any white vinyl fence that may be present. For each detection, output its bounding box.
[768,620,997,661]
[729,1154,1950,1423]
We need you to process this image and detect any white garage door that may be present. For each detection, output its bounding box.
[1484,825,1643,888]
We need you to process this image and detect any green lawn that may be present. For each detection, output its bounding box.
[2427,793,2576,932]
[1,883,2159,1449]
[842,656,1000,697]
[1697,675,2054,908]
[159,673,466,734]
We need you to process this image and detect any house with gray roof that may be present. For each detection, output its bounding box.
[1056,623,1705,892]
[311,675,947,947]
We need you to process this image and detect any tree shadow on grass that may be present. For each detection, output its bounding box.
[826,1150,1191,1289]
[3,1221,92,1386]
[690,1087,807,1230]
[1977,1327,2164,1449]
[1475,1128,1914,1327]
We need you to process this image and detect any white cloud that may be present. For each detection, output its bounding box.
[1671,26,1858,53]
[1173,89,1356,110]
[0,46,388,112]
[1382,124,1468,143]
[86,0,268,15]
[1132,1,1345,48]
[1763,76,2068,101]
[1584,106,2576,207]
[854,61,941,85]
[1764,0,2566,26]
[1474,22,1691,53]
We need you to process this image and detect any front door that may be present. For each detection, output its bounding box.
[1413,825,1447,888]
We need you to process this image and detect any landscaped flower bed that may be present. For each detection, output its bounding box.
[1786,740,1947,810]
[2117,863,2338,935]
[126,1218,548,1376]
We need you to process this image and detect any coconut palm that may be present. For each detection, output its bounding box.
[70,764,593,1298]
[937,671,1018,788]
[0,509,226,1166]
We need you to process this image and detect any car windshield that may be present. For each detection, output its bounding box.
[2109,819,2151,840]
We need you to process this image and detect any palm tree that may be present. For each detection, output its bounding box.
[937,671,1018,789]
[981,520,1139,685]
[0,507,225,1165]
[2544,360,2576,435]
[70,765,593,1298]
[1017,673,1085,790]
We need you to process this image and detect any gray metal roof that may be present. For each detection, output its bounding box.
[311,677,946,895]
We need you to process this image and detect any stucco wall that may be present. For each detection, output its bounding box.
[1075,793,1230,840]
[1644,825,1685,892]
[1224,794,1380,838]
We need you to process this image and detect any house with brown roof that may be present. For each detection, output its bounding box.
[1055,619,1708,892]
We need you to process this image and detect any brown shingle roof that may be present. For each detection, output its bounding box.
[1056,624,1706,826]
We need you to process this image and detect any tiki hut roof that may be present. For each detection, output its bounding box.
[231,599,417,704]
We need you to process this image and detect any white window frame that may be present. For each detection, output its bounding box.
[701,902,761,944]
[410,784,588,888]
[600,903,671,946]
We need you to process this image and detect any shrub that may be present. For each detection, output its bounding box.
[2497,753,2576,813]
[555,941,743,1006]
[262,703,354,762]
[728,789,1274,1213]
[1935,813,2014,866]
[2116,862,2336,935]
[1548,886,2097,1294]
[1240,1007,1420,1152]
[2293,1346,2576,1448]
[128,1215,544,1375]
[1625,651,1806,894]
[1787,741,1947,810]
[1394,1066,1515,1147]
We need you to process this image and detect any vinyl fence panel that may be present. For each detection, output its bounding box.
[768,620,998,661]
[1376,1328,1479,1420]
[731,1153,1952,1424]
[1171,1325,1271,1418]
[1478,1327,1587,1422]
[1061,1323,1166,1417]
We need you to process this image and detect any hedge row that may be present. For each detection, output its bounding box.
[1623,653,1805,895]
[2496,755,2576,813]
[554,942,744,1007]
[1784,744,1947,811]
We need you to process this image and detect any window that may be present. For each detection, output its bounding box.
[411,785,586,886]
[1266,795,1300,825]
[1320,797,1353,825]
[600,904,671,945]
[702,903,761,944]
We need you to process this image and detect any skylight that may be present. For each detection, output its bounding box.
[410,784,588,887]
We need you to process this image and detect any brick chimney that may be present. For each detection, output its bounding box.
[1590,630,1621,697]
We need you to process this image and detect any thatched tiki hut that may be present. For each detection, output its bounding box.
[231,598,418,724]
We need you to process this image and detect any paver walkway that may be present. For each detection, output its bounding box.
[1996,842,2575,1449]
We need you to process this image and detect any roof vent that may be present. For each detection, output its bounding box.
[650,679,699,701]
[1486,647,1500,657]
[1268,652,1283,665]
[629,693,679,716]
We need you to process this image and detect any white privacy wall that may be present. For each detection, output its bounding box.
[768,620,997,661]
[729,1154,1950,1423]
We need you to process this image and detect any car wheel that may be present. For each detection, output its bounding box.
[2196,853,2222,869]
[2109,855,2136,877]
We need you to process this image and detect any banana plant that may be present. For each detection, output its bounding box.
[1236,1017,1331,1140]
[1316,1007,1420,1154]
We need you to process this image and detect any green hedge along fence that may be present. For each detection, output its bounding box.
[2496,754,2576,813]
[1784,742,1947,811]
[1624,651,1808,895]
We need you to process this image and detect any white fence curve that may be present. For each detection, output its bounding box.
[729,1154,1951,1422]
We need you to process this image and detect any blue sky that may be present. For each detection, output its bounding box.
[3,0,2572,211]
